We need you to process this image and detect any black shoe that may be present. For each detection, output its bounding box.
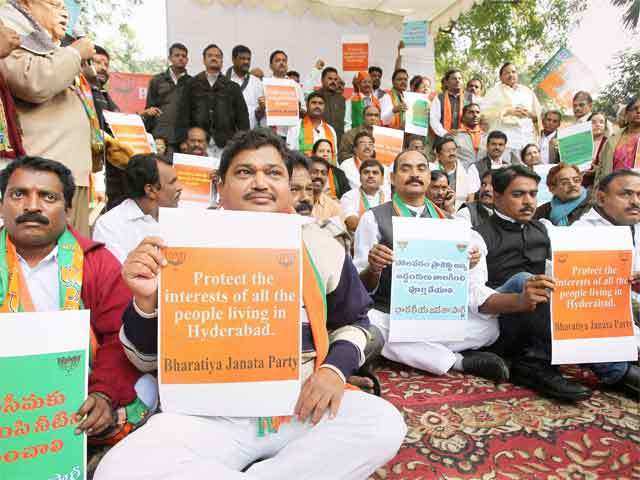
[617,364,640,399]
[461,351,510,383]
[510,358,592,402]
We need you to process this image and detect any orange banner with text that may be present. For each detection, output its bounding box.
[175,164,211,205]
[160,247,301,384]
[373,125,404,167]
[342,42,369,72]
[552,250,634,340]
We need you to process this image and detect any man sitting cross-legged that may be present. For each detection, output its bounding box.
[94,129,406,480]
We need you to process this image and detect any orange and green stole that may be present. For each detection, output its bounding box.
[298,116,336,163]
[389,89,405,129]
[257,246,330,436]
[392,192,446,219]
[0,228,148,445]
[350,94,381,128]
[359,188,385,217]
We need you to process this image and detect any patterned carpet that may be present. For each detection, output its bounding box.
[372,360,640,480]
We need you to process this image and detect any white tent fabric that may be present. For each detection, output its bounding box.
[191,0,483,31]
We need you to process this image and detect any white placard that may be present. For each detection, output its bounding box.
[404,92,430,136]
[158,208,303,417]
[263,78,300,127]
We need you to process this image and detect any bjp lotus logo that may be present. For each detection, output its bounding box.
[396,241,408,252]
[165,249,186,266]
[456,243,468,253]
[556,253,568,264]
[57,355,81,375]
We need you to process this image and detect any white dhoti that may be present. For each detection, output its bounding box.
[369,309,500,375]
[94,390,406,480]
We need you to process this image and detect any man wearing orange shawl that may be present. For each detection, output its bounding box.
[380,69,408,130]
[346,71,380,130]
[453,103,487,171]
[286,92,338,165]
[96,129,405,479]
[430,69,467,140]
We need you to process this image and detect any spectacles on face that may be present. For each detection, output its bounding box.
[557,177,582,187]
[356,142,374,148]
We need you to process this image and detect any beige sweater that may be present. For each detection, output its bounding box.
[1,46,92,187]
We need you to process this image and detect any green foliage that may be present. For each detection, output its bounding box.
[434,0,588,87]
[593,49,640,117]
[612,0,640,30]
[77,0,164,73]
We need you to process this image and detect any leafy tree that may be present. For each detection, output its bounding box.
[612,0,640,30]
[593,49,640,117]
[76,0,164,73]
[434,0,588,88]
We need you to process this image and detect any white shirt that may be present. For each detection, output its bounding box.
[456,203,493,226]
[206,72,220,87]
[353,208,497,312]
[339,157,392,191]
[539,130,557,164]
[18,247,59,312]
[229,71,264,130]
[468,157,510,193]
[93,199,161,264]
[286,120,337,153]
[340,187,389,219]
[429,161,476,210]
[379,91,404,126]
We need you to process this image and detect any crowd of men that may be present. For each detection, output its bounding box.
[0,0,638,478]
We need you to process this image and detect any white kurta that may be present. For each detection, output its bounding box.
[353,209,500,375]
[481,83,542,151]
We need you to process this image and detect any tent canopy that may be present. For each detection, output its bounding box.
[192,0,482,32]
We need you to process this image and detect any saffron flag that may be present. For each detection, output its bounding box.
[532,48,598,110]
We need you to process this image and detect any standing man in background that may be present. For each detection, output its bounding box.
[226,45,265,130]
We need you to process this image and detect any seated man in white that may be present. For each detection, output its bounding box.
[340,158,390,234]
[93,154,182,263]
[340,131,391,191]
[354,150,544,379]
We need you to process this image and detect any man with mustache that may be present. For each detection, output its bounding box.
[468,130,512,193]
[534,163,590,226]
[287,92,338,163]
[181,126,209,157]
[353,150,512,380]
[340,159,388,233]
[0,156,153,445]
[95,128,406,480]
[93,153,182,263]
[338,105,381,163]
[457,170,494,227]
[478,166,639,399]
[309,156,344,223]
[426,170,456,215]
[340,131,382,191]
[380,69,408,130]
[429,137,475,211]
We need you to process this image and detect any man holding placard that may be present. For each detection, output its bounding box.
[0,157,154,451]
[476,166,639,401]
[353,150,509,380]
[96,129,405,479]
[286,92,338,163]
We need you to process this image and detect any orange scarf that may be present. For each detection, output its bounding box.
[443,92,464,131]
[460,124,483,152]
[299,116,336,164]
[359,189,385,217]
[389,89,405,130]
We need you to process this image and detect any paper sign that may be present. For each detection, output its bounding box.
[373,126,404,168]
[103,111,152,155]
[390,217,470,342]
[108,72,153,114]
[158,208,302,417]
[172,153,219,208]
[402,20,428,48]
[558,122,593,167]
[0,311,89,480]
[342,35,369,72]
[263,78,300,127]
[404,92,430,136]
[533,164,554,206]
[532,47,599,110]
[549,226,637,364]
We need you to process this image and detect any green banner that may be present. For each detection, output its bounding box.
[558,129,593,166]
[0,350,86,480]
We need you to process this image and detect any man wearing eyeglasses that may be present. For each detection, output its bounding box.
[0,0,97,236]
[534,163,590,226]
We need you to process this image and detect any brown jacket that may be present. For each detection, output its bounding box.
[1,47,92,187]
